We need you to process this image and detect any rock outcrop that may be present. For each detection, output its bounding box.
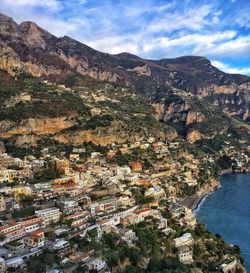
[0,13,249,145]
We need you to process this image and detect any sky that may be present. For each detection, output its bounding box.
[1,0,250,75]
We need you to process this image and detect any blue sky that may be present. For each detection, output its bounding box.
[1,0,250,75]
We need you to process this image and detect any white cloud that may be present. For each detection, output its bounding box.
[1,0,61,11]
[142,31,237,56]
[204,36,250,57]
[211,60,250,75]
[0,0,249,65]
[146,4,212,33]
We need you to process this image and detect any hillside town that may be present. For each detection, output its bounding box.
[0,137,248,273]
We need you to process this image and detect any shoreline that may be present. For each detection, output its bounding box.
[181,190,212,211]
[181,170,250,212]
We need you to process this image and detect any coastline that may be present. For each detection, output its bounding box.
[181,169,250,212]
[181,190,211,211]
[181,178,221,211]
[193,171,250,273]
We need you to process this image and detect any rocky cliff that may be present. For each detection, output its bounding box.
[0,13,249,148]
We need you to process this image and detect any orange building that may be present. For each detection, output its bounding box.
[25,229,44,247]
[131,162,142,171]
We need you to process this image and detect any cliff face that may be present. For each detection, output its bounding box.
[0,13,249,146]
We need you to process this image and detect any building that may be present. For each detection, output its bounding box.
[87,258,106,271]
[119,228,137,241]
[0,168,33,182]
[116,166,131,176]
[25,229,45,248]
[69,252,89,264]
[144,186,166,200]
[220,259,237,273]
[58,200,81,215]
[131,162,142,172]
[0,196,6,212]
[35,207,61,226]
[20,217,44,234]
[90,198,118,216]
[174,233,194,264]
[53,183,79,196]
[0,222,25,243]
[174,233,194,248]
[180,211,197,228]
[118,195,133,207]
[64,211,88,229]
[53,239,69,250]
[178,246,193,264]
[0,257,6,272]
[53,159,70,175]
[135,207,152,217]
[5,257,23,269]
[121,214,141,227]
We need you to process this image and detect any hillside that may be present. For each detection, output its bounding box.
[0,13,249,273]
[0,13,248,151]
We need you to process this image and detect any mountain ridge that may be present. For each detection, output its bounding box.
[0,13,249,149]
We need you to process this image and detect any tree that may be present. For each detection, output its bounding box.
[129,247,141,266]
[217,155,233,170]
[125,265,139,273]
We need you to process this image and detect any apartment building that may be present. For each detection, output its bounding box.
[35,207,61,226]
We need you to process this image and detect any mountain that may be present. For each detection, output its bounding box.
[0,13,249,151]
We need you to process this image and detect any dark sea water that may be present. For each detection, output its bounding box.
[196,173,250,272]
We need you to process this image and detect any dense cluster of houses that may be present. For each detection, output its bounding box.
[0,138,247,272]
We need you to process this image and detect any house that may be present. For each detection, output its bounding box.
[0,168,33,182]
[64,211,89,229]
[121,214,141,227]
[35,207,61,226]
[220,259,237,273]
[144,186,166,200]
[69,252,89,263]
[158,218,168,229]
[107,150,116,158]
[69,153,80,161]
[116,166,131,176]
[53,159,70,175]
[174,233,194,248]
[87,258,106,271]
[53,239,69,250]
[0,222,25,243]
[0,196,6,212]
[177,246,193,264]
[25,229,45,248]
[53,183,79,196]
[20,216,44,234]
[118,195,133,207]
[131,162,142,172]
[119,228,137,241]
[58,200,81,215]
[180,211,197,228]
[90,198,118,216]
[119,147,131,155]
[5,240,25,252]
[0,257,6,272]
[5,257,23,268]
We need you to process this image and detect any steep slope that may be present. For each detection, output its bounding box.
[0,13,249,146]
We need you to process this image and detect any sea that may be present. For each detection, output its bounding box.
[196,173,250,272]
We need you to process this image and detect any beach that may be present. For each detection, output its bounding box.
[181,190,210,211]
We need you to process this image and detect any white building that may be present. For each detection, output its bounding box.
[174,233,194,248]
[178,246,193,264]
[5,257,23,268]
[220,259,237,273]
[0,257,6,272]
[87,258,106,271]
[35,207,61,226]
[53,239,69,250]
